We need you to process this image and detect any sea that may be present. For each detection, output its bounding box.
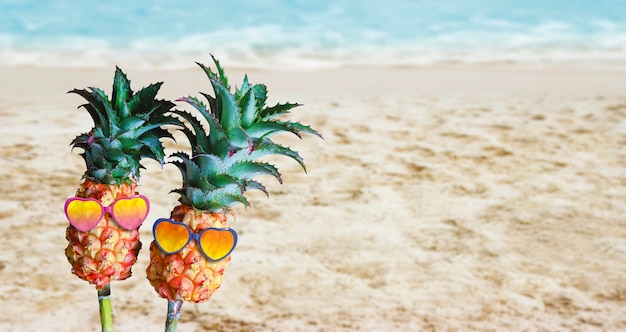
[1,0,626,69]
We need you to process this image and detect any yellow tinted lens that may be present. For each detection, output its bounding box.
[66,199,103,231]
[112,197,149,229]
[199,229,236,261]
[155,220,190,253]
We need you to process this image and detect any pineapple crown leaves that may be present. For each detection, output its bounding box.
[69,67,181,184]
[168,56,321,212]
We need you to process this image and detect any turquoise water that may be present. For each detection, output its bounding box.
[1,0,625,69]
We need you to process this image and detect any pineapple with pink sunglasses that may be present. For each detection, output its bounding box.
[64,68,179,330]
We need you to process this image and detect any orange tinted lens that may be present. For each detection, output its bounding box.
[199,229,236,261]
[154,220,190,253]
[112,197,149,230]
[66,199,103,232]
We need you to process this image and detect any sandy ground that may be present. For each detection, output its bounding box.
[0,64,625,331]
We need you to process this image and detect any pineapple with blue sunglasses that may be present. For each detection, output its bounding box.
[146,57,320,328]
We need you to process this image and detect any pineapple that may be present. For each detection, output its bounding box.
[65,68,178,290]
[146,57,320,313]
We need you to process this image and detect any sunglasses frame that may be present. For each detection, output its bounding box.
[152,218,238,262]
[64,195,150,232]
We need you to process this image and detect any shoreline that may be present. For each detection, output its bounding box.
[3,63,626,100]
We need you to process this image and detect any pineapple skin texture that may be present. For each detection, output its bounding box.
[146,204,231,303]
[65,180,142,290]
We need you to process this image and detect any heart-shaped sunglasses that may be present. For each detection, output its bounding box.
[152,218,238,262]
[64,195,150,232]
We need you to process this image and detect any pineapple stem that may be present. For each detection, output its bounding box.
[165,300,183,332]
[97,284,113,332]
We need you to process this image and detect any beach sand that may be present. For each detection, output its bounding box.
[0,64,625,331]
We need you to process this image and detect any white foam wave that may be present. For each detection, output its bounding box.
[2,28,626,70]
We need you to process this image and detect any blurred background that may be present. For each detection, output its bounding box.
[1,0,626,70]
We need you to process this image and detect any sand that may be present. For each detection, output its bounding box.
[0,64,625,331]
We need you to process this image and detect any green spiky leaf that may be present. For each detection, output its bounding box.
[120,116,145,131]
[242,180,268,196]
[104,148,126,162]
[112,67,133,118]
[259,102,301,121]
[246,120,321,139]
[252,84,267,109]
[130,83,162,115]
[172,152,201,182]
[69,90,110,135]
[209,55,230,90]
[235,74,251,101]
[251,141,307,172]
[240,87,257,127]
[211,78,242,131]
[91,87,120,133]
[228,161,282,184]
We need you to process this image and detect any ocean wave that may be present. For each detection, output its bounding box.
[2,26,626,70]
